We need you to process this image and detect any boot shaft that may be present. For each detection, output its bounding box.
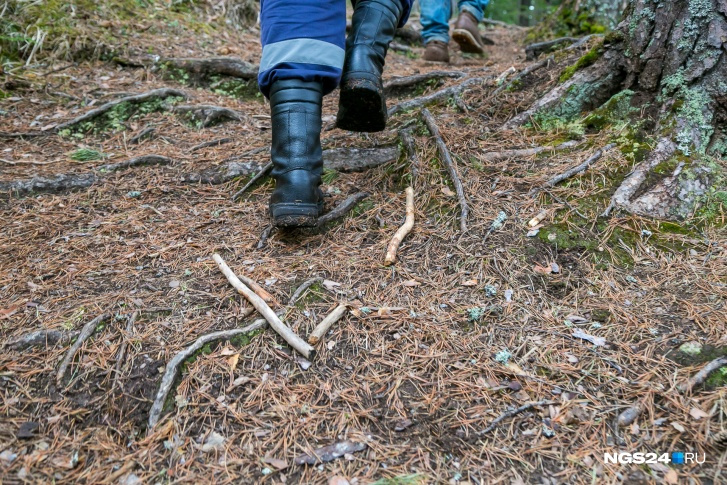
[344,0,404,80]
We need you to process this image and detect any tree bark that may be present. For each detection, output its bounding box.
[514,0,727,220]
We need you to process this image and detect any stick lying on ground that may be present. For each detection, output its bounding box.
[309,304,349,345]
[213,254,314,359]
[317,192,370,226]
[679,356,727,393]
[479,400,555,435]
[113,311,138,390]
[288,277,324,307]
[57,313,110,385]
[398,128,420,187]
[532,144,616,195]
[481,140,579,163]
[383,70,466,95]
[190,137,232,152]
[231,162,273,201]
[388,77,487,117]
[384,187,415,265]
[129,126,156,145]
[491,56,554,97]
[525,37,578,60]
[421,108,469,232]
[55,88,186,132]
[148,319,266,428]
[236,273,275,303]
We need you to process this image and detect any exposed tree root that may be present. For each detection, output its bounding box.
[481,140,580,163]
[383,71,466,96]
[6,329,71,351]
[388,77,488,117]
[112,311,138,390]
[678,356,727,393]
[158,56,258,81]
[56,313,111,385]
[421,108,469,232]
[129,126,156,145]
[213,253,314,358]
[173,105,245,128]
[491,56,553,97]
[525,37,578,60]
[190,137,232,152]
[317,192,370,227]
[54,88,187,132]
[398,128,420,187]
[148,318,267,428]
[308,304,349,345]
[231,162,272,201]
[0,131,50,139]
[0,155,173,195]
[186,146,400,185]
[384,187,415,266]
[479,400,555,435]
[532,144,616,195]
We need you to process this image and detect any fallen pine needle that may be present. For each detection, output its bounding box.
[148,319,266,428]
[212,253,315,359]
[309,304,349,345]
[479,400,555,434]
[57,313,110,385]
[384,186,415,265]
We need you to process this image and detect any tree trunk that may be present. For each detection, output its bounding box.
[512,0,727,221]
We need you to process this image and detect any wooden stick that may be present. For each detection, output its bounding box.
[288,277,323,307]
[57,313,110,385]
[317,192,370,226]
[234,272,274,303]
[384,187,415,265]
[421,108,469,232]
[478,400,555,434]
[190,137,232,152]
[491,56,554,97]
[398,128,420,187]
[309,304,349,345]
[383,70,465,95]
[148,319,267,428]
[534,144,616,194]
[480,140,579,163]
[112,311,138,390]
[388,77,487,117]
[212,254,314,359]
[679,356,727,393]
[231,162,272,201]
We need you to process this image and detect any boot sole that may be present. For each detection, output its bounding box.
[270,203,321,228]
[336,78,387,132]
[452,29,485,54]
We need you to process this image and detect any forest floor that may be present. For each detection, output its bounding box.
[1,8,726,485]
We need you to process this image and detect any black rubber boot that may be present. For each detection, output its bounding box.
[268,79,324,228]
[336,0,404,132]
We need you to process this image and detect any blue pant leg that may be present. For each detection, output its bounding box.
[419,0,452,44]
[458,0,489,22]
[258,0,346,97]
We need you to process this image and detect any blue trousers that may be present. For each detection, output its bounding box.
[420,0,489,44]
[258,0,413,98]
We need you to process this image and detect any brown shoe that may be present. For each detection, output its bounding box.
[452,11,485,54]
[423,40,450,63]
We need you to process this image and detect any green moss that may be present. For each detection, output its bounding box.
[211,78,262,101]
[559,43,604,83]
[70,148,105,161]
[583,90,637,130]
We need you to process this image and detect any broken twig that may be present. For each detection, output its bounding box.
[384,187,415,265]
[533,144,616,194]
[479,400,555,434]
[231,162,273,201]
[148,319,266,428]
[679,356,727,393]
[421,108,469,232]
[288,278,324,307]
[309,304,349,345]
[56,313,110,385]
[317,192,370,227]
[383,70,465,95]
[190,137,232,152]
[213,254,314,358]
[388,77,487,117]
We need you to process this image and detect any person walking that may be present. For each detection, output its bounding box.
[258,0,413,228]
[420,0,489,63]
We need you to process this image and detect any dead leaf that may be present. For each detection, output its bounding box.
[226,376,250,393]
[262,456,288,469]
[689,407,709,420]
[227,353,240,371]
[329,477,351,485]
[402,280,420,287]
[462,279,478,287]
[322,280,342,291]
[572,329,607,347]
[393,419,413,431]
[533,264,553,275]
[294,441,366,465]
[671,422,686,433]
[441,186,455,197]
[0,304,21,319]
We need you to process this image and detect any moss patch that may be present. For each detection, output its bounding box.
[559,42,604,83]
